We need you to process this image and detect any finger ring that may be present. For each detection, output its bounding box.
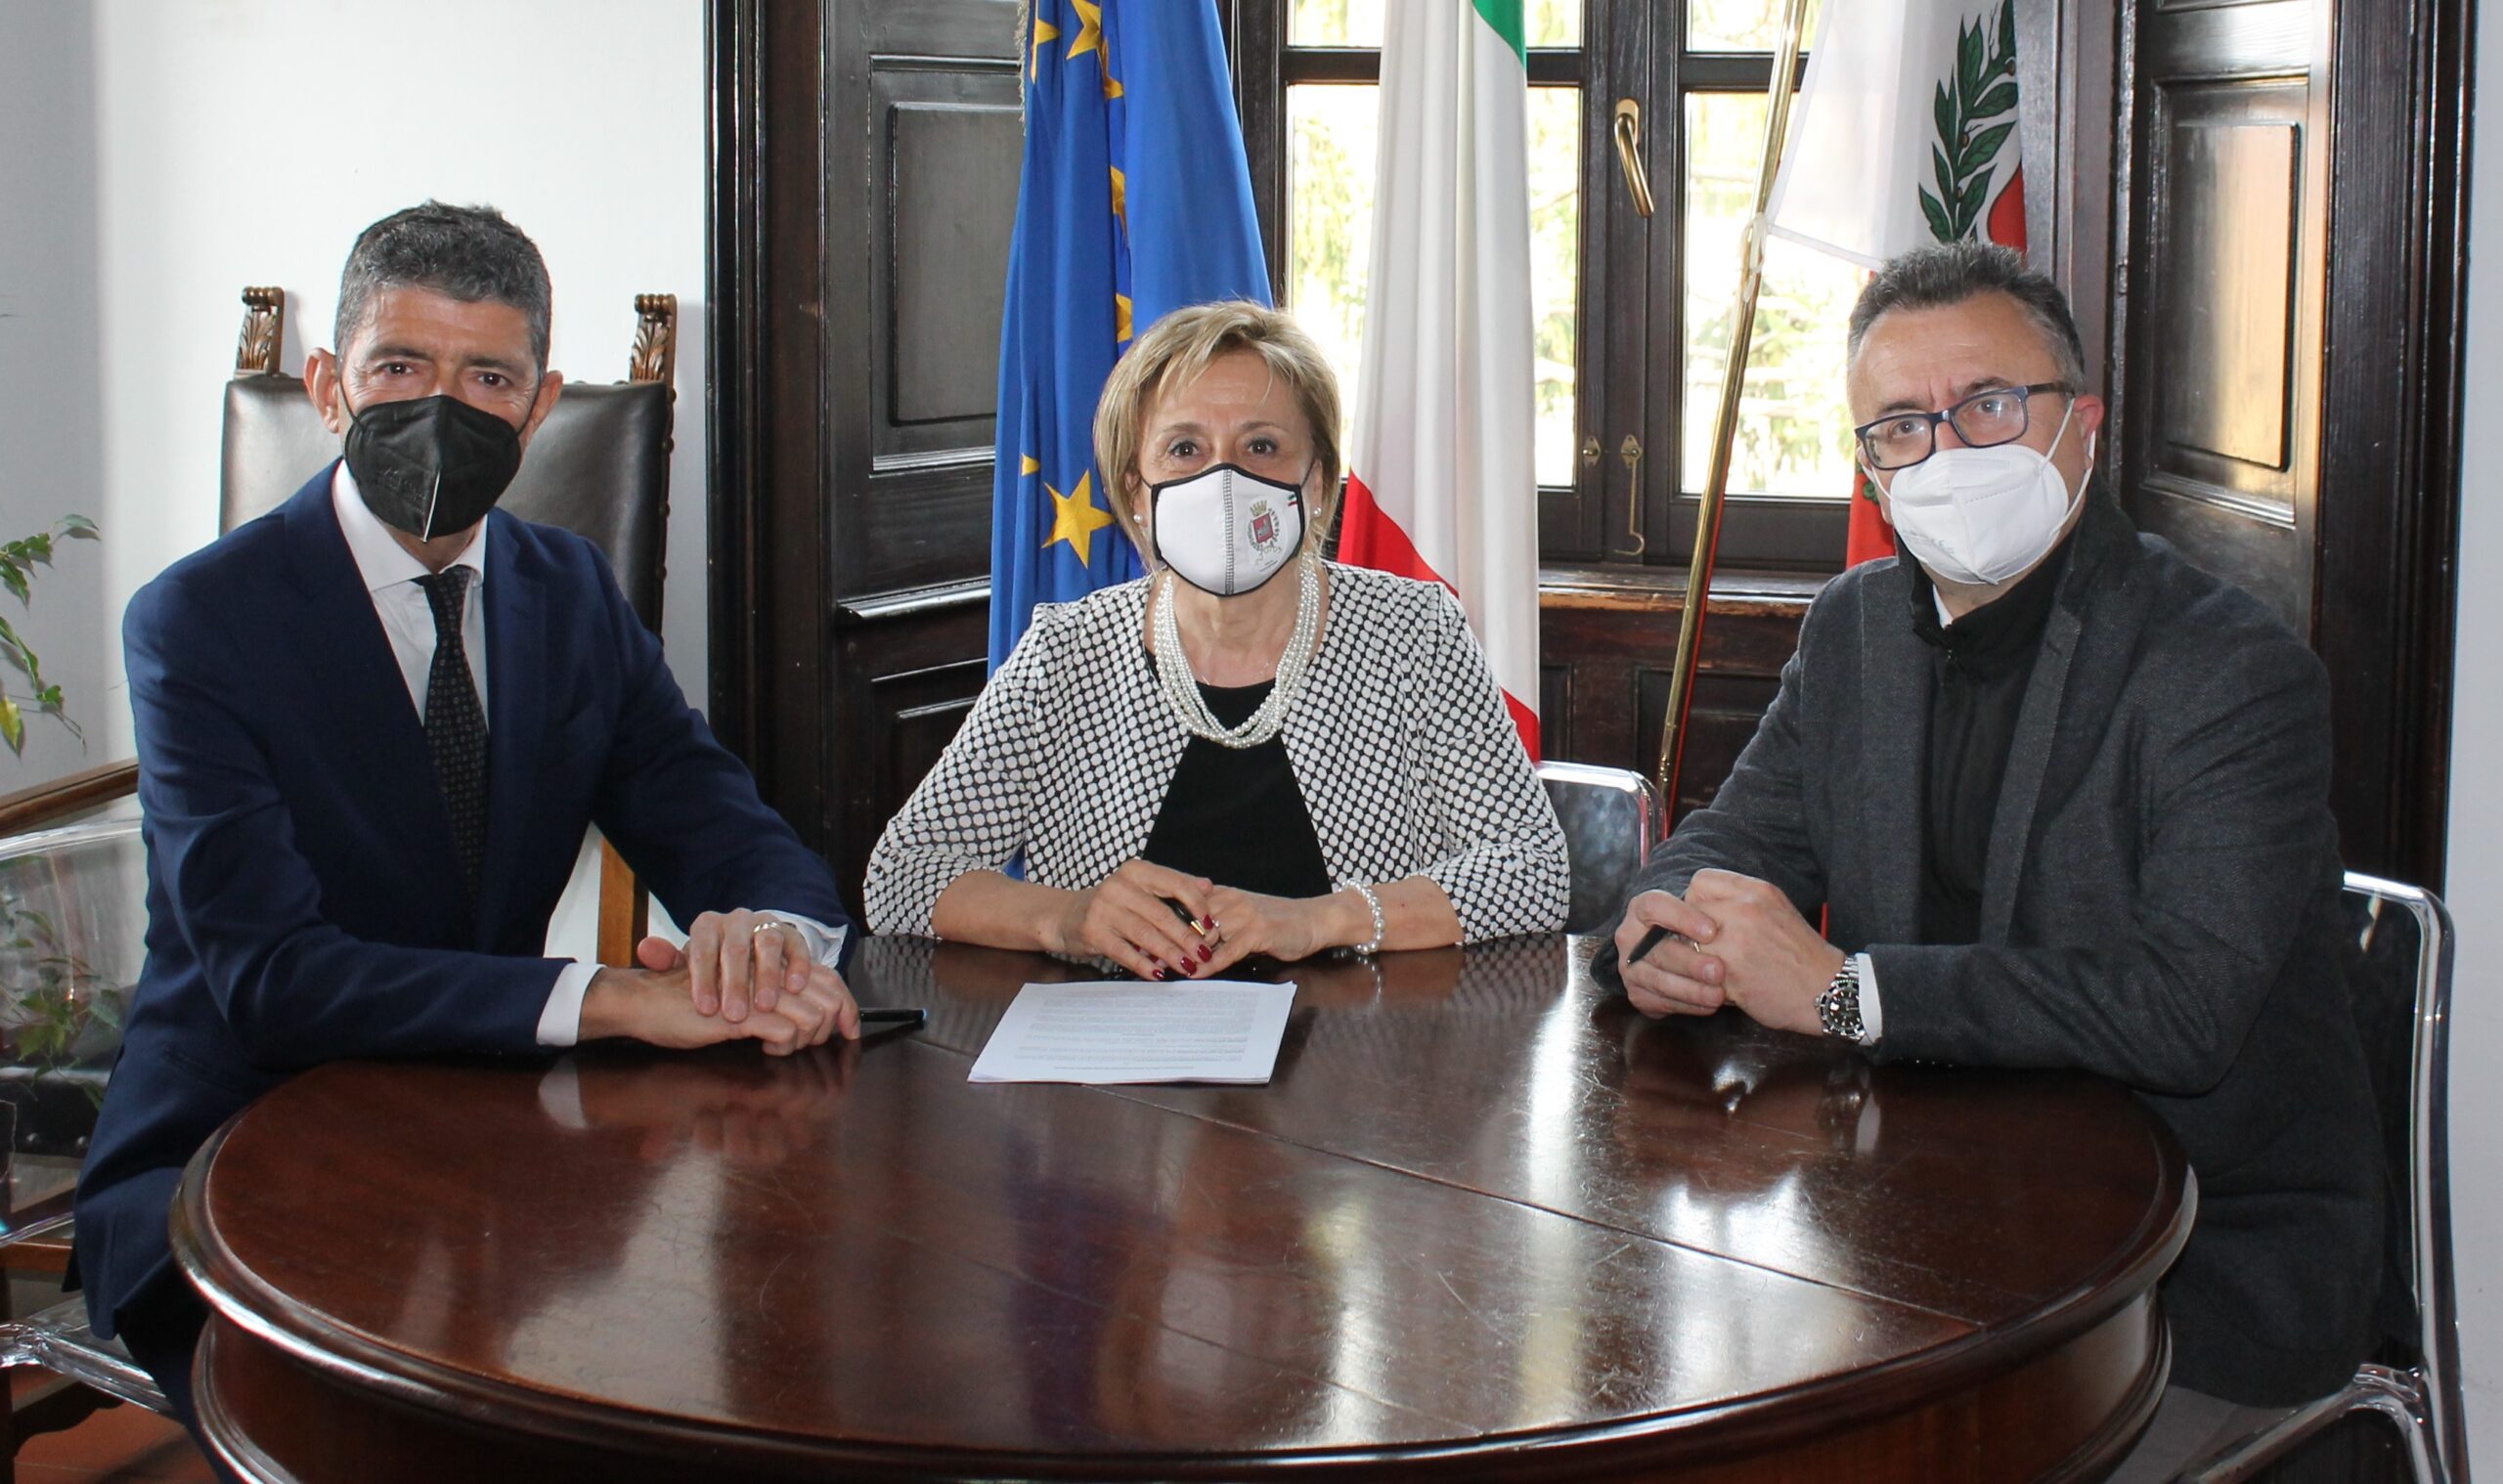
[750,920,780,938]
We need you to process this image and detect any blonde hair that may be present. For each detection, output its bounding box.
[1092,300,1344,561]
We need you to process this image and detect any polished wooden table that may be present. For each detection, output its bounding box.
[171,936,2191,1481]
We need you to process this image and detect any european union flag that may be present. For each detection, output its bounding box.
[988,0,1271,669]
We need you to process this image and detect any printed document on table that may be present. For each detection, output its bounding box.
[968,981,1297,1084]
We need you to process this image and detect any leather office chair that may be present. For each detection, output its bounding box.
[0,819,168,1463]
[2180,873,2467,1483]
[1536,761,1658,935]
[222,284,680,965]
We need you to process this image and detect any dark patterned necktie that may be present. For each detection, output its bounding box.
[416,568,488,901]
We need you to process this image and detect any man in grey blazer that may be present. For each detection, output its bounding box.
[1597,244,2380,1444]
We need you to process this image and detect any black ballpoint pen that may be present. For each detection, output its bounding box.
[856,1007,928,1026]
[1625,923,1674,965]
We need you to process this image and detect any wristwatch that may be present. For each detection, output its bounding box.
[1817,955,1867,1043]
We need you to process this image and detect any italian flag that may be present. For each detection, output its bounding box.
[1766,0,2031,568]
[1339,0,1541,760]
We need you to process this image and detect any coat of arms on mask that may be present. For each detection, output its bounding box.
[1249,500,1279,549]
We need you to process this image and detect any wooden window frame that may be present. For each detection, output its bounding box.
[1225,1,1849,578]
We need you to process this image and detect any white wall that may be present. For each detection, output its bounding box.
[72,0,714,776]
[2444,0,2501,1463]
[0,3,110,785]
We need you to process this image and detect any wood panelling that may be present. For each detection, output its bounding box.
[2156,109,2296,473]
[2127,65,2317,633]
[880,88,1020,437]
[831,586,990,920]
[2112,0,2470,884]
[1539,566,1815,816]
[710,0,1017,895]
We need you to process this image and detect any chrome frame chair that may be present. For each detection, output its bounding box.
[2181,872,2466,1483]
[0,819,168,1434]
[1536,761,1658,935]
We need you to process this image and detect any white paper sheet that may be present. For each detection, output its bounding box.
[967,980,1297,1084]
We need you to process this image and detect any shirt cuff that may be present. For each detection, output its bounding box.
[759,910,849,971]
[1852,950,1883,1046]
[538,962,597,1048]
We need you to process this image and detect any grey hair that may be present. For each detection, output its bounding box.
[1846,241,2088,391]
[334,201,552,371]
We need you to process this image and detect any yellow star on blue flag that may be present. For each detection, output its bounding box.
[1042,470,1115,568]
[987,0,1272,669]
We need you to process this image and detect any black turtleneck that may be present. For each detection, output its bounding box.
[1908,534,2073,944]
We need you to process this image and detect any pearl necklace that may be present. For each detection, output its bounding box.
[1151,557,1323,749]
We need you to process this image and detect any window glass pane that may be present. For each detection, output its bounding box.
[1291,0,1383,48]
[1526,0,1582,47]
[1681,92,1862,499]
[1287,84,1380,430]
[1687,0,1823,52]
[1291,82,1583,495]
[1528,85,1581,488]
[1294,0,1580,50]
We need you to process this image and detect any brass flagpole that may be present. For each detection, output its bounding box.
[1654,0,1816,814]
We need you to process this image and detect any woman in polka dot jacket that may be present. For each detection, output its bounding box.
[866,302,1568,981]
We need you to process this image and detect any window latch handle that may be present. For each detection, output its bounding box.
[1611,99,1656,219]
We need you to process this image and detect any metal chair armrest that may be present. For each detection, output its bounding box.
[2179,1364,2442,1484]
[0,1294,169,1415]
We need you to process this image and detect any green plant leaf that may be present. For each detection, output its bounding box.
[1958,21,1985,104]
[1933,82,1955,152]
[1971,82,2018,119]
[19,534,49,566]
[0,696,22,754]
[1957,121,2017,178]
[1955,170,1993,234]
[0,563,24,605]
[1931,145,1959,205]
[1920,187,1955,242]
[0,612,45,690]
[1998,0,2017,60]
[58,515,98,538]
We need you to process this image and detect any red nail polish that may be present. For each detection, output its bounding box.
[1198,944,1213,963]
[1201,914,1216,930]
[1153,969,1169,982]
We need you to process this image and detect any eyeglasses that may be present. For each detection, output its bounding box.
[1853,382,2071,471]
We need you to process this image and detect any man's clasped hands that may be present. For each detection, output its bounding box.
[1611,869,1849,1038]
[581,909,861,1055]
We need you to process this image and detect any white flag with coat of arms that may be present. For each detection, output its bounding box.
[1766,0,2028,269]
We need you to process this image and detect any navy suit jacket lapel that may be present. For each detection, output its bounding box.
[274,467,468,933]
[473,511,549,945]
[1858,561,1930,944]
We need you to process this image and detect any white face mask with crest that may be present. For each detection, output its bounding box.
[1148,461,1309,596]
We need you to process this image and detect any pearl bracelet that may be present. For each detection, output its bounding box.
[1340,881,1384,956]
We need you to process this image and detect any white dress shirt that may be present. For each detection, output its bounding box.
[329,466,845,1046]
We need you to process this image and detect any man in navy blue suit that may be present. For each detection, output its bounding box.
[77,202,861,1432]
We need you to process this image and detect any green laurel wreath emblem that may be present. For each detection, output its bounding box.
[1920,0,2019,242]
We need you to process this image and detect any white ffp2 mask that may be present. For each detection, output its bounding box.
[1877,402,2090,588]
[1148,462,1308,596]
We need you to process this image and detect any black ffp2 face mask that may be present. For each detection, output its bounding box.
[339,389,527,541]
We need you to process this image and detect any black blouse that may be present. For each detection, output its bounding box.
[1139,677,1333,899]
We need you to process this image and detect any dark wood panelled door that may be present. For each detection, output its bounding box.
[711,0,1014,913]
[2119,3,2326,633]
[2114,0,2470,884]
